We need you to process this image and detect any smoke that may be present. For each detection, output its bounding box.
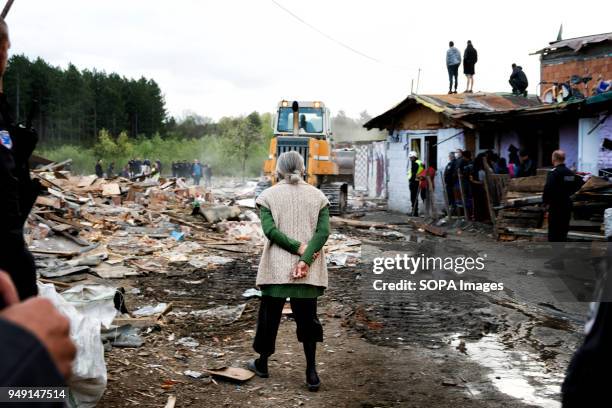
[331,110,386,145]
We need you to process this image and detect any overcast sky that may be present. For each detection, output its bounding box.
[6,0,610,120]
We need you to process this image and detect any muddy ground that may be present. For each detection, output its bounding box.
[98,211,587,408]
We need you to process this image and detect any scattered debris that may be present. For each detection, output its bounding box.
[203,367,255,382]
[133,303,168,317]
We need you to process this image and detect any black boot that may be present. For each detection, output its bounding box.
[303,342,321,391]
[247,354,269,378]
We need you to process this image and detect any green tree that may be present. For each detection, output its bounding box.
[221,112,264,179]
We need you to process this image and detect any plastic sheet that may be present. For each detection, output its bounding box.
[38,282,117,408]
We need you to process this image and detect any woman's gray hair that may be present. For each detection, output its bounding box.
[276,151,305,184]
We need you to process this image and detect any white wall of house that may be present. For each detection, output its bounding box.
[578,117,601,174]
[387,131,411,213]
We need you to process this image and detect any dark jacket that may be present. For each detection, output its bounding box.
[516,159,536,178]
[463,46,478,65]
[444,158,456,184]
[542,164,581,210]
[95,163,103,178]
[0,93,40,300]
[510,66,528,87]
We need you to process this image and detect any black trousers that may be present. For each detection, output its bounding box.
[409,180,420,216]
[549,208,571,242]
[509,78,527,94]
[447,64,459,90]
[253,296,323,356]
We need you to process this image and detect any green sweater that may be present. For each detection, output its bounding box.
[259,205,329,298]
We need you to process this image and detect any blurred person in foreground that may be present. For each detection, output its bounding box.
[248,151,330,391]
[0,271,75,391]
[562,209,612,406]
[0,17,41,300]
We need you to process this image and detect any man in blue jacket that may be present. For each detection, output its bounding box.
[446,41,461,94]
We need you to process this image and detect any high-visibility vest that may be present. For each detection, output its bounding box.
[407,159,424,180]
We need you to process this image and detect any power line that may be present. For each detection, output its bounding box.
[270,0,381,64]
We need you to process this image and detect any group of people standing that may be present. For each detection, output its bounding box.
[95,158,163,179]
[445,41,529,96]
[172,160,212,186]
[93,158,213,186]
[442,147,537,222]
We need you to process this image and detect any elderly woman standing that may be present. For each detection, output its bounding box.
[247,151,330,392]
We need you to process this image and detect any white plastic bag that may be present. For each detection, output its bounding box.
[38,283,117,408]
[605,208,612,239]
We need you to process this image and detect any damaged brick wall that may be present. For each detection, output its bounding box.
[541,55,612,98]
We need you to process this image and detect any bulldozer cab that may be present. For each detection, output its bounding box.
[274,100,331,140]
[257,100,354,214]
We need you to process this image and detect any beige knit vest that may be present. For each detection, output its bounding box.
[255,179,329,288]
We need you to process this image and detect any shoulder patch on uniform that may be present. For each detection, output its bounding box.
[564,176,575,182]
[0,130,12,150]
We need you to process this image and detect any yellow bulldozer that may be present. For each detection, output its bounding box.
[255,100,354,214]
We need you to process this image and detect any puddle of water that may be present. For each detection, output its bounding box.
[451,334,563,408]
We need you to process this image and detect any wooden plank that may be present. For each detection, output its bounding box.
[457,169,469,221]
[483,171,498,238]
[409,220,447,237]
[102,183,121,196]
[330,217,398,230]
[35,196,61,209]
[77,175,98,188]
[29,248,79,257]
[504,227,606,241]
[502,195,543,208]
[507,175,546,192]
[34,159,72,173]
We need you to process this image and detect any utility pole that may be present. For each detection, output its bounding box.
[1,0,15,18]
[416,68,421,94]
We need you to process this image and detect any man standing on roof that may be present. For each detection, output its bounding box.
[509,63,529,97]
[408,151,424,216]
[446,41,461,94]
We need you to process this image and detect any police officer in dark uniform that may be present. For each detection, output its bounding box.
[542,150,582,242]
[0,21,40,301]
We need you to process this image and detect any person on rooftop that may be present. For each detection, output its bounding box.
[446,41,461,94]
[463,40,478,93]
[509,63,529,97]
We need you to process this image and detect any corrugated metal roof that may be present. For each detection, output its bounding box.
[417,93,541,112]
[533,32,612,54]
[364,92,542,130]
